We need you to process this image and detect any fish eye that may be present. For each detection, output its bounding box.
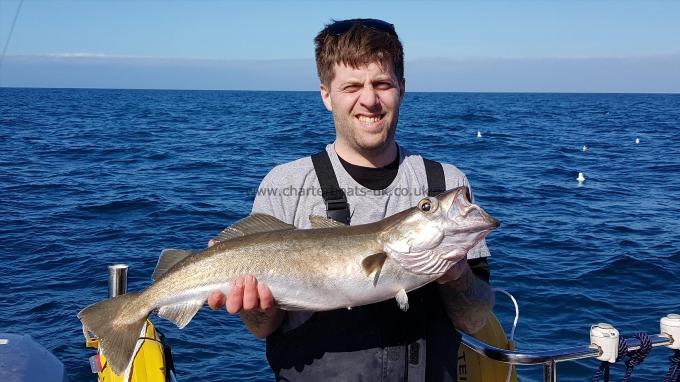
[418,198,438,213]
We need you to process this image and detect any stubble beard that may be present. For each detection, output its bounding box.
[334,111,399,158]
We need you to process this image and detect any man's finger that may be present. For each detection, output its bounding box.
[257,281,274,310]
[226,277,245,314]
[242,275,258,310]
[208,291,226,309]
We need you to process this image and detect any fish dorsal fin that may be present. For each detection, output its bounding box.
[361,252,387,286]
[309,215,347,229]
[157,299,204,329]
[212,213,295,242]
[152,249,197,281]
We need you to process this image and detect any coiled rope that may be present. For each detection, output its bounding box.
[621,332,653,382]
[591,337,627,382]
[664,349,680,382]
[592,332,653,382]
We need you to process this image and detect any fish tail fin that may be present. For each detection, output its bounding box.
[78,292,147,375]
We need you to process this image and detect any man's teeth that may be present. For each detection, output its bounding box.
[358,116,381,124]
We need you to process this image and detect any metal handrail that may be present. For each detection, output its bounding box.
[459,331,673,382]
[460,332,672,365]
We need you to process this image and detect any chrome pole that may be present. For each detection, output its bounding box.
[108,264,128,298]
[543,360,556,382]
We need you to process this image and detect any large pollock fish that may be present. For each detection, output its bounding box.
[78,186,499,374]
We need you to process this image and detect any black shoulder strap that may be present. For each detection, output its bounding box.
[311,150,351,224]
[423,158,445,197]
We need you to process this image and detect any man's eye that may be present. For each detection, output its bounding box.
[375,82,393,90]
[343,85,361,92]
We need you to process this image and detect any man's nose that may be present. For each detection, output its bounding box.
[358,85,379,108]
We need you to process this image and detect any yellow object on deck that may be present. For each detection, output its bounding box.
[86,320,170,382]
[457,312,519,382]
[82,312,511,381]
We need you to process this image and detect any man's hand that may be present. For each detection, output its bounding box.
[207,240,284,338]
[437,261,495,334]
[208,275,275,313]
[207,276,285,339]
[435,259,468,285]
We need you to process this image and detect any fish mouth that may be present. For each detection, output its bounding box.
[431,187,499,262]
[443,187,500,233]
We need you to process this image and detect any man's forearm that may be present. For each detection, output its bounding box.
[240,308,285,339]
[438,265,495,334]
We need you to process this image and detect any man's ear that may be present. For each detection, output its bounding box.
[320,84,333,112]
[399,78,406,99]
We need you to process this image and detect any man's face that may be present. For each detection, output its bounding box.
[320,62,405,155]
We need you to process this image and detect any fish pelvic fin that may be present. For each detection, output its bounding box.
[77,292,147,375]
[152,248,197,281]
[158,299,204,328]
[361,252,387,286]
[395,289,409,311]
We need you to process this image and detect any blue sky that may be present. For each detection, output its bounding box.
[1,0,679,92]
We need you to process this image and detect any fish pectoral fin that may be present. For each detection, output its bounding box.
[395,289,409,311]
[157,299,204,329]
[152,249,197,281]
[308,215,347,228]
[361,252,387,286]
[212,213,296,242]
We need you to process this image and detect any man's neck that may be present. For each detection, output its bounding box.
[333,140,398,168]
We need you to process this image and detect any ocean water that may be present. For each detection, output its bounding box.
[1,88,679,382]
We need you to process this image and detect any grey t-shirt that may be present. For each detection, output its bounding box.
[251,143,489,331]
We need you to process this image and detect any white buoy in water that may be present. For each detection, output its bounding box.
[477,131,482,138]
[582,145,588,152]
[635,138,640,144]
[577,172,586,183]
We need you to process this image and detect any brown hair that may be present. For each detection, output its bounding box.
[314,19,404,87]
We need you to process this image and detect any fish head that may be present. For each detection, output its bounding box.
[380,186,499,275]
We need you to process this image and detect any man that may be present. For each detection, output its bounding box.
[208,18,494,381]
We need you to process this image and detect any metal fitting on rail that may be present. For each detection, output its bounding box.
[661,314,680,350]
[590,323,619,363]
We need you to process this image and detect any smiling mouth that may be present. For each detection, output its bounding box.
[357,114,386,128]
